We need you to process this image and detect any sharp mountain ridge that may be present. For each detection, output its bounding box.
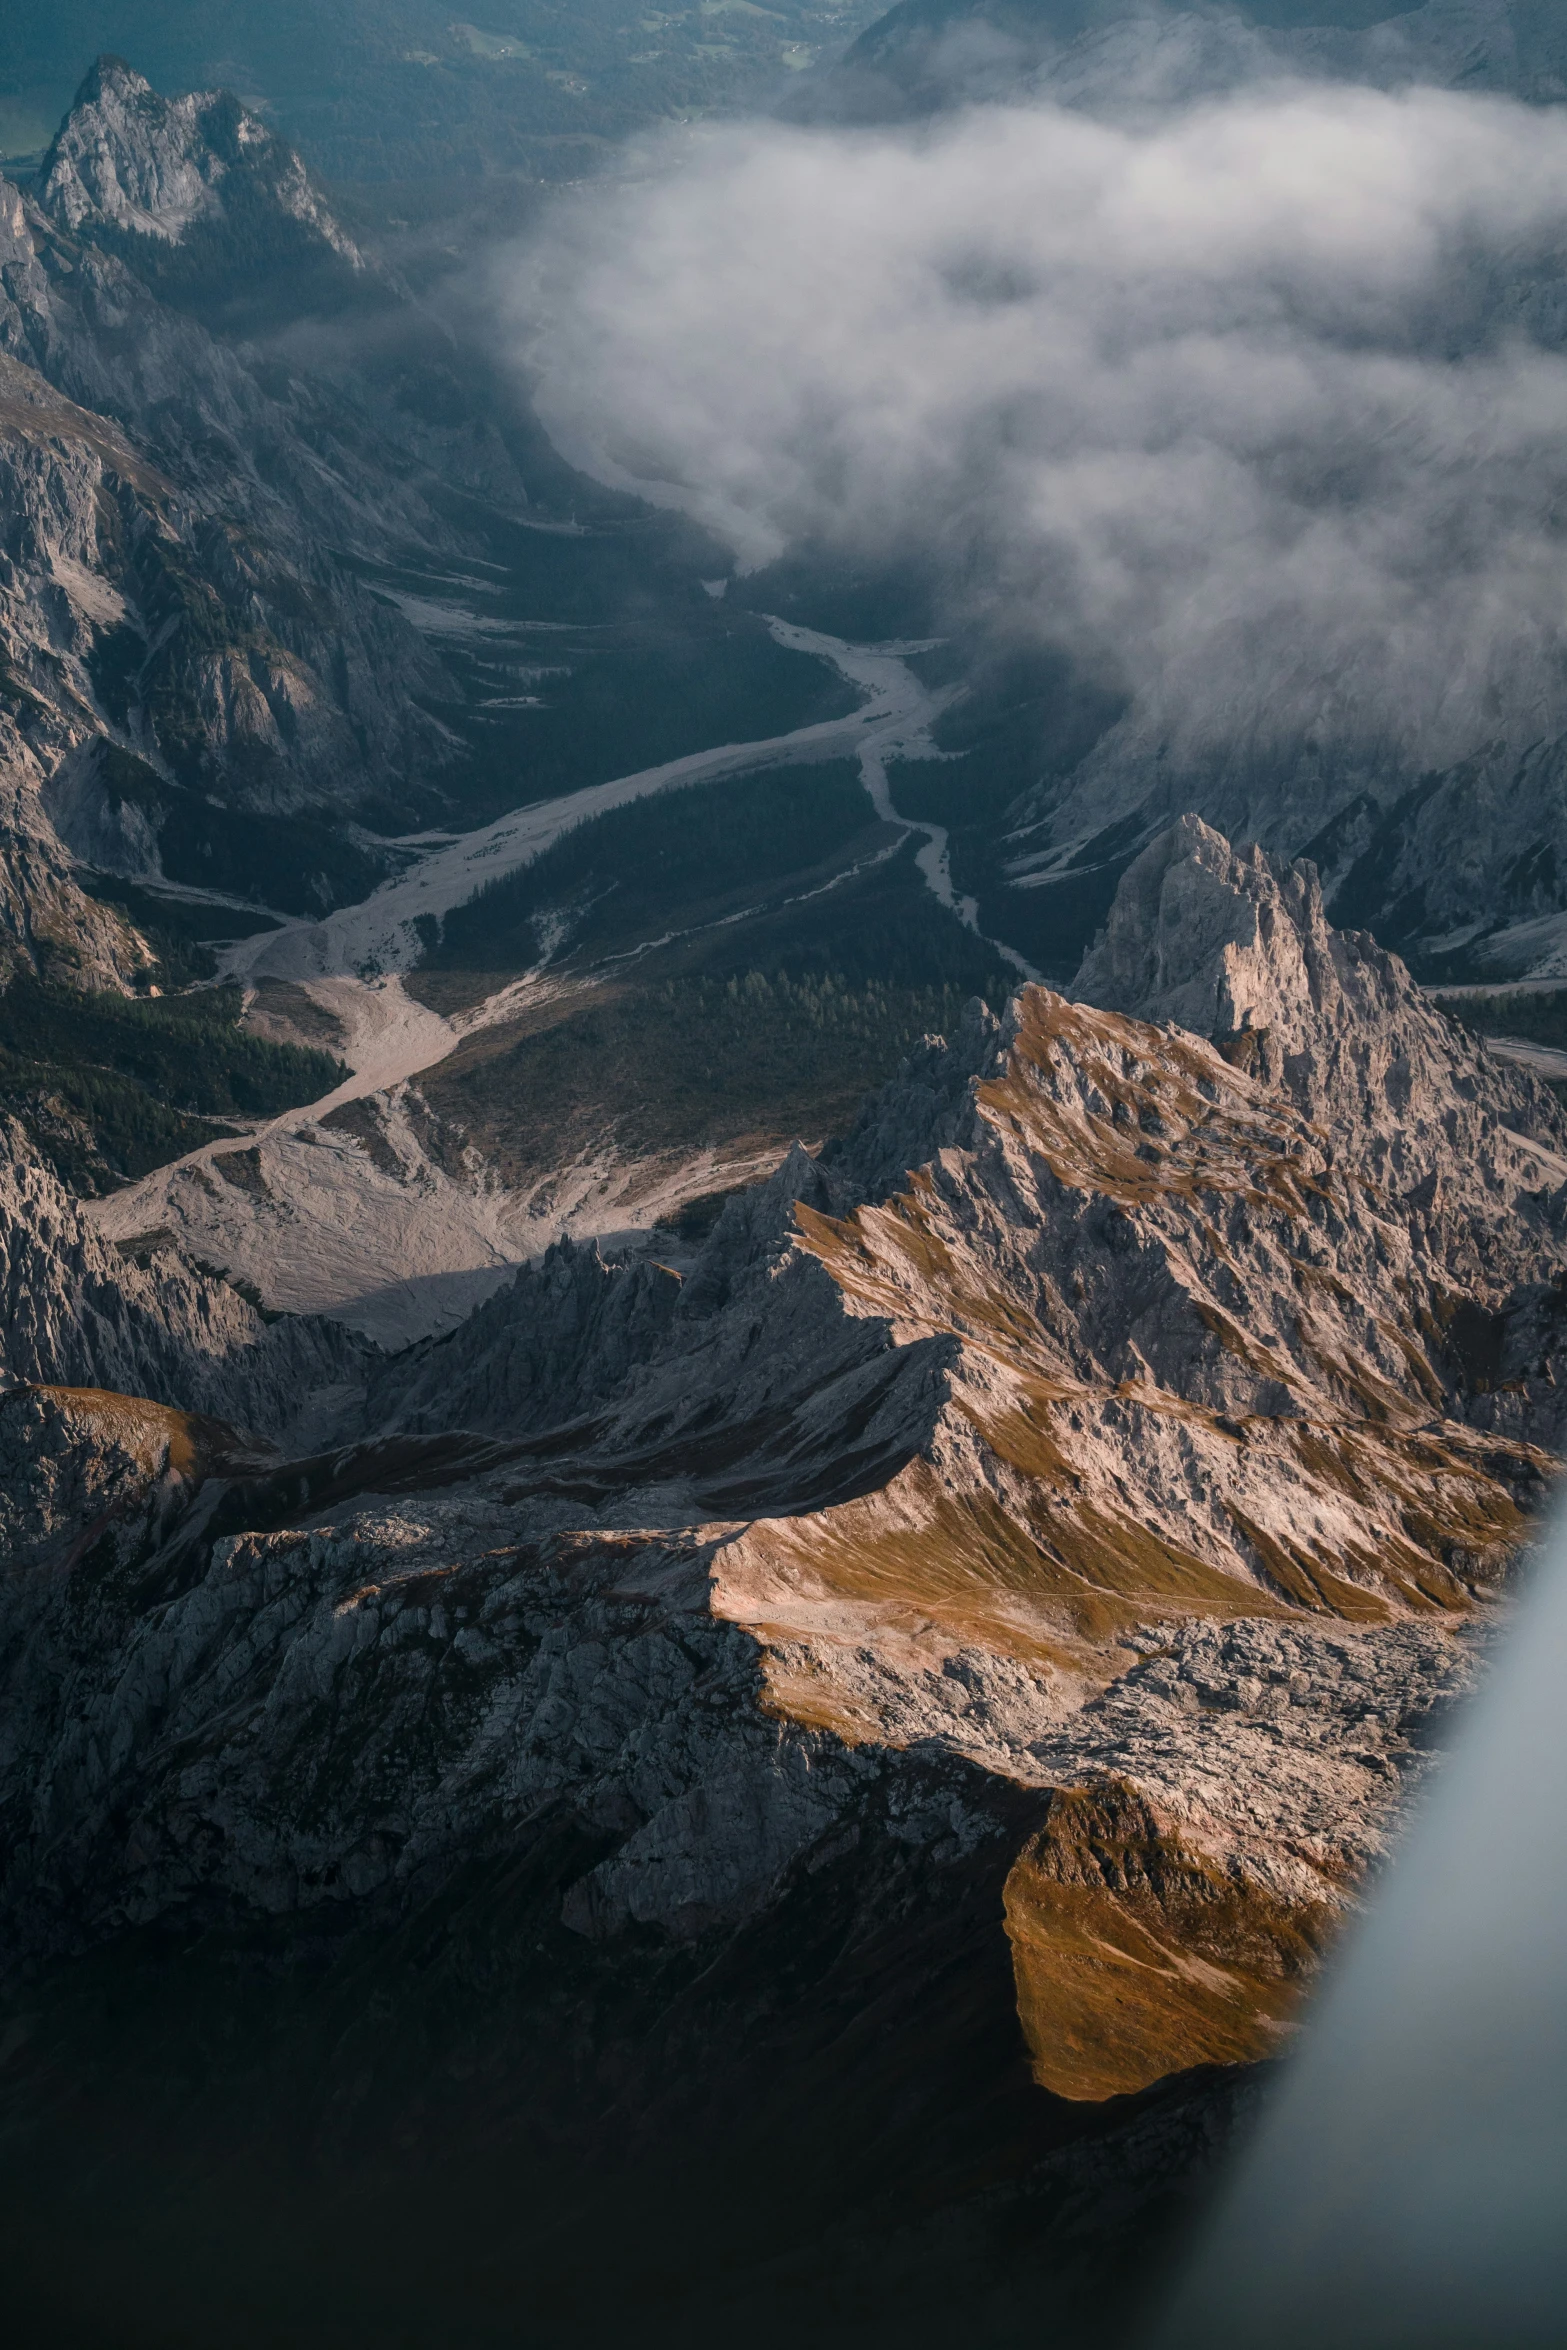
[36,54,365,264]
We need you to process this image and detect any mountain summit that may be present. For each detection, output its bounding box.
[1073,813,1558,1189]
[36,55,361,264]
[0,15,1563,2338]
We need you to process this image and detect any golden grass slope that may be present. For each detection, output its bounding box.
[718,984,1554,2094]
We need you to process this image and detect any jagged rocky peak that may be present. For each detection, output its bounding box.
[1073,815,1334,1042]
[0,113,453,951]
[1072,812,1567,1184]
[35,54,361,265]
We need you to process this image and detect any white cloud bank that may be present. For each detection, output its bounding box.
[507,82,1567,772]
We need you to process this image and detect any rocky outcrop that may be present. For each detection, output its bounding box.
[0,238,451,855]
[36,56,363,264]
[0,279,444,959]
[0,58,555,973]
[0,350,164,987]
[11,62,532,554]
[1072,814,1567,1190]
[5,825,1561,1984]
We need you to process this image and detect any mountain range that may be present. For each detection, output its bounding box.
[2,19,1567,2346]
[4,803,1563,2339]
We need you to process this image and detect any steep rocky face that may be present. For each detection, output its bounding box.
[0,59,557,974]
[0,819,1561,2338]
[0,183,452,883]
[1071,816,1567,1446]
[36,56,362,265]
[1073,814,1567,1188]
[1007,694,1567,987]
[0,346,165,987]
[12,61,535,563]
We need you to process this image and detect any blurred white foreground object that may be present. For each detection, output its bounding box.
[1153,1515,1567,2350]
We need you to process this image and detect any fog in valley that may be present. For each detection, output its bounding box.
[514,78,1567,777]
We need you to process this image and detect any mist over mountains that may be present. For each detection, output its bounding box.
[517,55,1567,972]
[802,0,1567,122]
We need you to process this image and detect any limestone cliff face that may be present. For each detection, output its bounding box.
[1070,819,1567,1450]
[1006,647,1567,985]
[0,185,450,870]
[1072,813,1567,1189]
[36,56,363,263]
[0,348,163,987]
[3,836,1559,2105]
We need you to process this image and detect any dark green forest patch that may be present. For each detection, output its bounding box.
[412,759,881,1003]
[405,603,865,826]
[0,978,345,1194]
[77,872,283,990]
[421,965,992,1184]
[82,744,393,918]
[1434,988,1567,1101]
[882,643,1128,979]
[417,835,1016,1180]
[1433,988,1567,1052]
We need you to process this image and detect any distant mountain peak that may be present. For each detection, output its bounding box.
[1072,813,1567,1188]
[36,54,361,267]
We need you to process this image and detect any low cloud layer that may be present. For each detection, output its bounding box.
[508,81,1567,775]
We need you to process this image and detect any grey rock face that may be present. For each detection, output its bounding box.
[0,1442,1475,1977]
[0,59,553,973]
[0,1116,368,1442]
[3,821,1560,1985]
[1073,814,1567,1192]
[0,349,163,987]
[0,242,449,808]
[0,289,445,958]
[1011,700,1567,985]
[36,57,363,263]
[362,827,1567,1559]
